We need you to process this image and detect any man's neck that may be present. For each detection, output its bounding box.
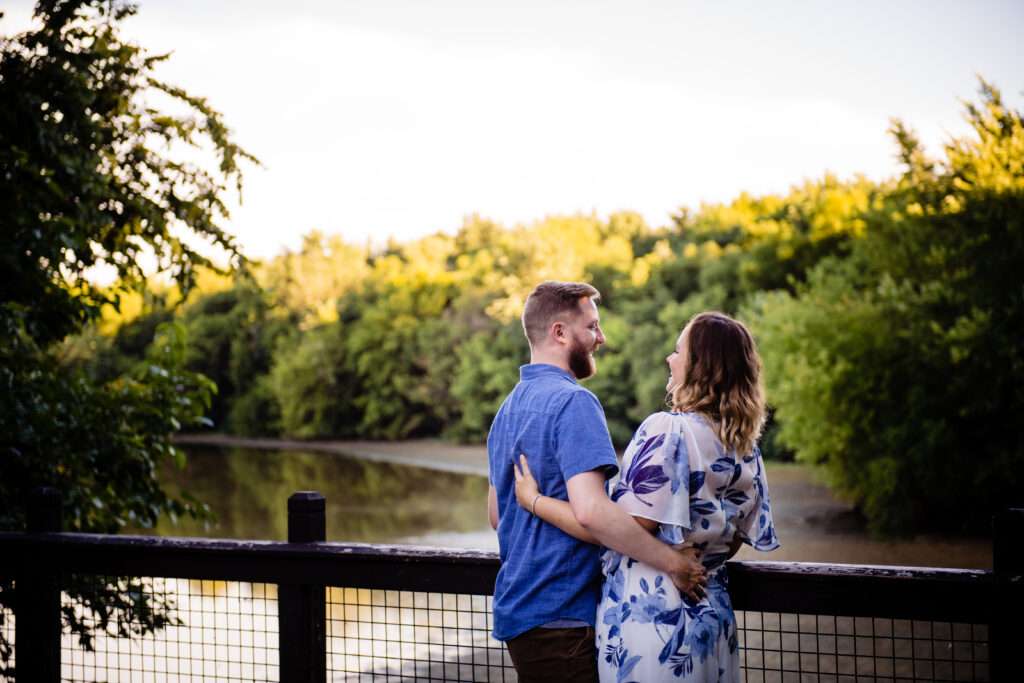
[529,350,572,377]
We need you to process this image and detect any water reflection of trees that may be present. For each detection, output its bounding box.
[146,447,489,543]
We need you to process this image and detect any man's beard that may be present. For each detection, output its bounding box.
[568,335,597,380]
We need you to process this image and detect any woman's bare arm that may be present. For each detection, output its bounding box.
[514,454,599,543]
[515,454,707,599]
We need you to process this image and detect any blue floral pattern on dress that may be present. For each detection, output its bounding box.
[595,412,779,682]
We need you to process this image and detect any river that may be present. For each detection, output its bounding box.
[150,439,992,570]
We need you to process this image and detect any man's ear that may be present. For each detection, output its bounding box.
[551,321,568,346]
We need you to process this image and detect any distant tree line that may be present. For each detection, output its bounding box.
[64,82,1024,537]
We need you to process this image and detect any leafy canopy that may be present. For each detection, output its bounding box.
[745,80,1024,535]
[1,0,256,664]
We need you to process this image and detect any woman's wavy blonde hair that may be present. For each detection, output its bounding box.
[669,311,766,456]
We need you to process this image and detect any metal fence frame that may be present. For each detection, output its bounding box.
[2,489,1021,682]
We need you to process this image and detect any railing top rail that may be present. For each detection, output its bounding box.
[0,530,997,580]
[0,530,501,562]
[730,559,992,580]
[1,530,502,594]
[3,530,1017,624]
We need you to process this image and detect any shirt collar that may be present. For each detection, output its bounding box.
[520,363,577,383]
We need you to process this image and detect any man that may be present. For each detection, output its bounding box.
[487,280,707,681]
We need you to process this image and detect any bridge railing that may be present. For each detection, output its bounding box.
[2,488,1020,682]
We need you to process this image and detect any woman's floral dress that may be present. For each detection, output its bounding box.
[596,412,779,682]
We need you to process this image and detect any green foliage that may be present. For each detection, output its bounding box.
[180,282,283,430]
[258,230,371,325]
[746,80,1024,535]
[72,154,889,456]
[581,313,639,444]
[1,319,216,667]
[447,322,529,442]
[1,0,255,664]
[341,272,463,439]
[59,308,174,382]
[1,0,256,338]
[1,321,215,532]
[1,0,255,525]
[270,321,356,438]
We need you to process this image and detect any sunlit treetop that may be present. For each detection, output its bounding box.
[1,0,259,347]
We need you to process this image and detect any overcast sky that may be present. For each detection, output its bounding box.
[3,0,1023,259]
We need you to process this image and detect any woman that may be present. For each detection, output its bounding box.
[514,311,779,682]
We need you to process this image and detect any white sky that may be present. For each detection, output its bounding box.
[3,0,1024,260]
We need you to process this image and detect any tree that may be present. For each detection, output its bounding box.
[447,322,527,442]
[269,320,356,438]
[180,282,286,433]
[746,81,1024,535]
[1,0,256,667]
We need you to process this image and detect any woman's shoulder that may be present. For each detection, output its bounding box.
[635,410,708,436]
[637,410,678,430]
[646,411,729,458]
[642,410,711,427]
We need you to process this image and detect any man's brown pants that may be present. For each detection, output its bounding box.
[505,625,598,682]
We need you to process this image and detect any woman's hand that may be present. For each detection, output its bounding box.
[515,455,601,543]
[671,546,708,602]
[513,454,541,512]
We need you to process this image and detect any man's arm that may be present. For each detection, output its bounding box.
[567,469,707,600]
[488,484,499,530]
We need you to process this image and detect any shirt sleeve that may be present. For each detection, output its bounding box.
[609,412,692,532]
[554,390,619,481]
[735,445,781,551]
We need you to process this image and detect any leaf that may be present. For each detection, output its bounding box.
[629,465,669,496]
[692,499,717,516]
[658,620,687,664]
[630,438,663,471]
[710,457,735,473]
[618,653,642,679]
[618,433,670,503]
[725,490,749,506]
[655,606,682,625]
[728,464,742,488]
[757,524,778,547]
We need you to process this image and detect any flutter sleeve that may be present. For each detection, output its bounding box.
[734,445,780,551]
[610,412,693,537]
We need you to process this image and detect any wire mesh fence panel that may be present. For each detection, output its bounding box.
[60,575,279,682]
[737,610,989,682]
[326,588,516,682]
[2,534,1011,683]
[0,600,12,680]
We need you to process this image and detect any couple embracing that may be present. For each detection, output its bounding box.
[487,281,779,682]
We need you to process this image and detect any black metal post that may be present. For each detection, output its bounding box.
[17,486,63,682]
[991,508,1024,682]
[279,491,327,683]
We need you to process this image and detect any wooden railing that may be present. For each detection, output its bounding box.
[2,489,1020,682]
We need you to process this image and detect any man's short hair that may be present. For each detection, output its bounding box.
[522,281,601,348]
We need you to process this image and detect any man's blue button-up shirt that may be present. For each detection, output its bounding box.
[487,363,618,641]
